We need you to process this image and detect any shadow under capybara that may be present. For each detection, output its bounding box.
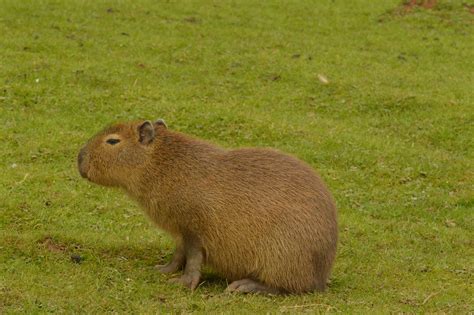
[78,119,338,294]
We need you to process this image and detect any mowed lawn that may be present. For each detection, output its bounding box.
[1,0,473,313]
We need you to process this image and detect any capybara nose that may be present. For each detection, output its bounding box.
[78,148,87,178]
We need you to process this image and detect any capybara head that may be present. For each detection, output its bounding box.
[78,119,166,187]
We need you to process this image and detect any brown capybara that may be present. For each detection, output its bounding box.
[78,119,338,294]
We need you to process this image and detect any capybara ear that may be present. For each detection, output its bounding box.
[154,119,167,129]
[138,120,155,144]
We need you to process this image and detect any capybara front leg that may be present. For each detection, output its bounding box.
[169,238,203,290]
[155,243,185,274]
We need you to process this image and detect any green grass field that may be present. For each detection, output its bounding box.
[1,0,473,313]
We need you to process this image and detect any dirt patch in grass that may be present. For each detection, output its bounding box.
[0,286,24,308]
[38,236,82,253]
[404,0,438,11]
[38,236,68,253]
[379,1,472,27]
[389,0,438,16]
[394,0,474,15]
[464,3,474,14]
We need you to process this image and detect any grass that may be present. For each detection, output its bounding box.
[1,0,473,313]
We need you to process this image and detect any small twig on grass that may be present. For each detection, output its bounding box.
[16,173,30,185]
[420,291,440,305]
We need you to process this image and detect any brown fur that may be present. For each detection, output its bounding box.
[78,120,338,294]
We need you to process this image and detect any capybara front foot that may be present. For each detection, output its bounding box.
[225,279,281,295]
[155,261,181,274]
[169,273,200,291]
[155,244,185,274]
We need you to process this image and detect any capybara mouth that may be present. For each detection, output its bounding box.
[79,165,88,179]
[77,148,88,179]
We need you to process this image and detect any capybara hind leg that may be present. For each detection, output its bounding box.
[155,245,185,274]
[225,279,281,295]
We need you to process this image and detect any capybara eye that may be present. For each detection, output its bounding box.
[106,138,120,145]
